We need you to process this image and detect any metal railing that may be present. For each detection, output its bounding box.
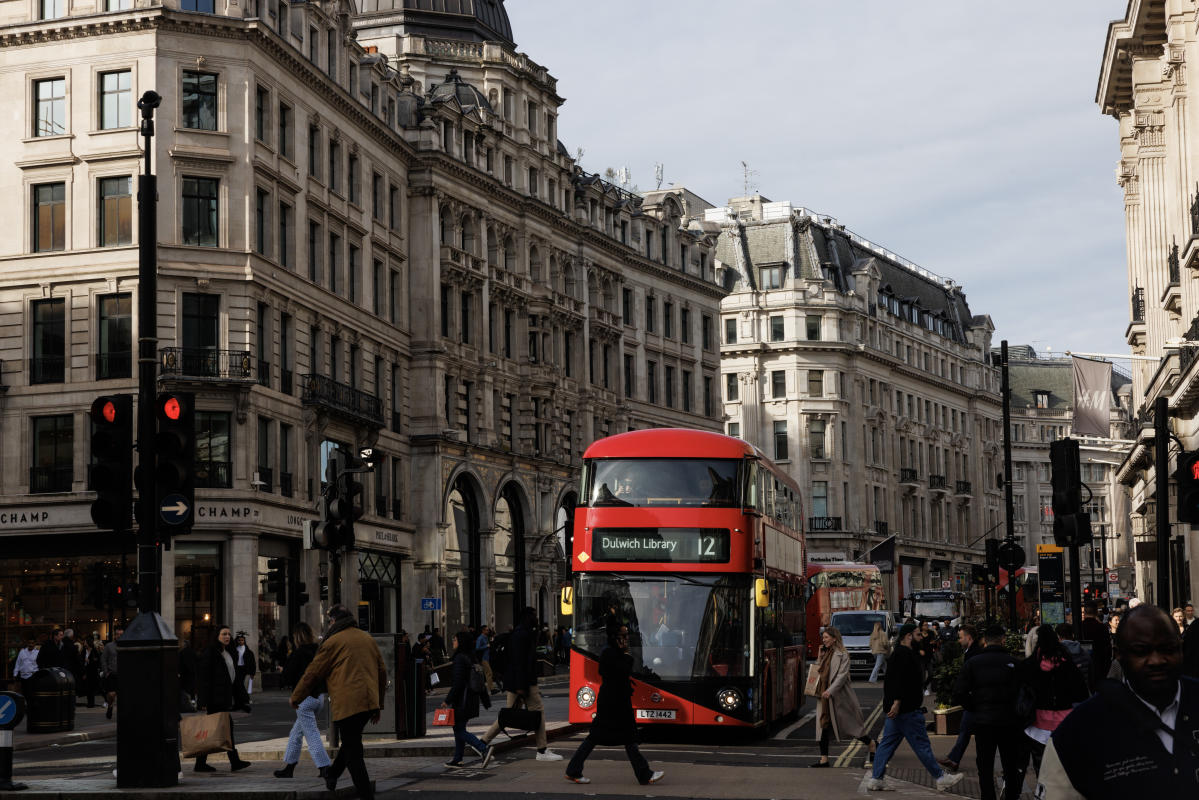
[900,467,919,484]
[95,352,132,380]
[808,516,841,531]
[30,465,71,493]
[29,356,64,384]
[301,373,384,426]
[929,474,948,491]
[160,348,253,380]
[955,480,972,495]
[195,460,232,489]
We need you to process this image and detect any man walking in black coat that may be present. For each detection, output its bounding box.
[479,607,562,766]
[1080,601,1112,689]
[952,625,1026,800]
[564,621,663,785]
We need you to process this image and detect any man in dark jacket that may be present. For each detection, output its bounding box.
[479,607,562,766]
[1080,601,1113,689]
[868,623,962,792]
[1039,605,1199,798]
[952,625,1025,800]
[1183,612,1199,678]
[940,624,982,770]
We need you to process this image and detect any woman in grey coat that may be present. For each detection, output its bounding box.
[811,627,876,768]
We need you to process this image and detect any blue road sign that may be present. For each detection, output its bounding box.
[420,597,442,611]
[0,693,18,727]
[160,494,191,525]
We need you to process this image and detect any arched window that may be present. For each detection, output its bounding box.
[444,477,481,629]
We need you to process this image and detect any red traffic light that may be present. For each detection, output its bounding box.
[160,395,182,421]
[90,395,129,425]
[1190,458,1199,481]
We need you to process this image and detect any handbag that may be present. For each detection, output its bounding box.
[433,707,455,726]
[180,711,233,757]
[497,706,542,731]
[803,662,821,697]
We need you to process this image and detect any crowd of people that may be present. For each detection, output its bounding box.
[9,626,125,717]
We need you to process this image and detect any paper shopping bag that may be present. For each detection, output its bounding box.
[433,707,455,726]
[180,711,233,757]
[803,663,821,697]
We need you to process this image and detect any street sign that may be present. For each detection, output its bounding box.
[0,695,17,727]
[420,597,441,611]
[941,580,951,589]
[159,494,191,525]
[1108,571,1119,584]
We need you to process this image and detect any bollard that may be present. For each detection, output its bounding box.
[0,691,29,791]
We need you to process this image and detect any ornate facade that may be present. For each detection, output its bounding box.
[0,0,723,677]
[1098,0,1199,605]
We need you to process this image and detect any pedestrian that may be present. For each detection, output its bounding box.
[63,628,85,703]
[291,604,387,800]
[939,623,982,771]
[1186,603,1196,628]
[443,630,490,769]
[952,624,1026,800]
[809,627,876,768]
[868,621,890,683]
[1185,611,1199,679]
[914,621,937,694]
[1173,607,1187,635]
[1080,601,1113,690]
[103,623,122,719]
[1038,604,1198,797]
[867,622,962,792]
[13,638,38,697]
[564,620,663,785]
[194,625,252,773]
[81,637,101,708]
[233,631,257,710]
[1054,623,1091,684]
[478,606,563,766]
[273,622,331,779]
[475,624,496,693]
[429,628,446,663]
[1019,624,1088,782]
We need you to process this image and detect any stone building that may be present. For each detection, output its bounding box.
[714,196,1004,608]
[0,0,723,679]
[1098,0,1199,606]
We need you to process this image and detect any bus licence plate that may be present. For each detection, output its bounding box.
[635,709,677,720]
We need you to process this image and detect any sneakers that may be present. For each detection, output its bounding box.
[443,761,463,769]
[536,750,564,762]
[480,744,495,768]
[863,758,873,769]
[647,771,665,784]
[935,772,964,792]
[564,775,591,784]
[866,777,893,791]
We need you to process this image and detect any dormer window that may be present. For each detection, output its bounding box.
[1034,391,1050,409]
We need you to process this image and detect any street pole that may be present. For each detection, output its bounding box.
[1155,396,1171,612]
[1001,341,1018,631]
[116,90,180,789]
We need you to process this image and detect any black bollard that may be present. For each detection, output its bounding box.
[116,612,180,787]
[0,691,28,791]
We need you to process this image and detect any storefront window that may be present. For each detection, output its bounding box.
[358,552,399,634]
[174,541,221,651]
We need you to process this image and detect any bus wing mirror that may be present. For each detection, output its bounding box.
[560,586,574,616]
[755,578,770,608]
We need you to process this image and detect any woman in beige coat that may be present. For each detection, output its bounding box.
[811,627,876,768]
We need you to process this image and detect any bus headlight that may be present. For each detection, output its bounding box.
[576,686,597,709]
[716,687,742,711]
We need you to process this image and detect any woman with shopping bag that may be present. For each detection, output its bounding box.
[272,622,331,779]
[811,627,876,768]
[193,626,252,772]
[442,630,489,769]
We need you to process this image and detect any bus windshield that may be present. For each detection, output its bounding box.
[832,613,888,637]
[586,458,741,508]
[912,599,959,620]
[573,573,750,680]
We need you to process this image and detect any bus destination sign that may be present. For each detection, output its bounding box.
[592,528,730,563]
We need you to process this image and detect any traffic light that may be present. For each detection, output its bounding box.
[1053,511,1093,548]
[339,468,365,542]
[266,557,287,604]
[971,563,989,587]
[1176,451,1199,523]
[295,581,310,606]
[89,394,133,532]
[316,454,351,550]
[986,539,1001,583]
[113,581,138,609]
[155,392,196,536]
[1049,438,1082,517]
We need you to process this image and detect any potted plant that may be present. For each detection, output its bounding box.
[931,638,964,735]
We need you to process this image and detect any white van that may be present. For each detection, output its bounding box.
[830,610,897,679]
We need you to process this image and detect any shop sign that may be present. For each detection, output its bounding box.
[0,505,90,529]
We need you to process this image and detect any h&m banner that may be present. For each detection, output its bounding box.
[1071,356,1111,438]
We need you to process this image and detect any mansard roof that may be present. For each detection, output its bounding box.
[354,0,514,46]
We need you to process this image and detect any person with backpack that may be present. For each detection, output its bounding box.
[1019,624,1088,782]
[1054,624,1092,686]
[443,630,491,769]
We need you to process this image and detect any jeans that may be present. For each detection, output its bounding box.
[283,694,331,768]
[869,654,886,683]
[974,725,1027,800]
[872,709,943,781]
[452,718,487,764]
[946,709,975,764]
[566,733,652,783]
[329,710,373,800]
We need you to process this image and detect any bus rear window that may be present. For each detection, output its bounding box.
[585,458,740,508]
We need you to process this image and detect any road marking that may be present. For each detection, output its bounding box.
[773,710,815,740]
[833,701,882,768]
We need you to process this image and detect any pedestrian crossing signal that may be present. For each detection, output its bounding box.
[1177,451,1199,524]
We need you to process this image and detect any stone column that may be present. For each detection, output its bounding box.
[228,533,259,646]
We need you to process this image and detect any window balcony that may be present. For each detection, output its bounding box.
[899,467,919,487]
[929,474,949,493]
[30,465,71,493]
[160,347,254,382]
[95,352,132,380]
[808,516,842,532]
[196,460,232,489]
[955,480,972,496]
[255,466,273,493]
[30,356,64,384]
[280,471,294,498]
[301,373,384,428]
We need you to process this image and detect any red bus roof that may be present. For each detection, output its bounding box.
[583,428,758,460]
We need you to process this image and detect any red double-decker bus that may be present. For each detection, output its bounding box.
[564,428,807,729]
[804,562,885,659]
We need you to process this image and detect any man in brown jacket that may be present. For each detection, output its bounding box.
[292,605,387,799]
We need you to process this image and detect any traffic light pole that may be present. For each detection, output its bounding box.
[136,90,161,616]
[1000,341,1018,632]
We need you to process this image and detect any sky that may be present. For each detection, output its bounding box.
[505,0,1132,359]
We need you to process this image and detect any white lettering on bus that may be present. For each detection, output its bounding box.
[602,536,677,553]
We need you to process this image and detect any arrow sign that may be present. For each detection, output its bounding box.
[160,494,191,525]
[0,696,14,726]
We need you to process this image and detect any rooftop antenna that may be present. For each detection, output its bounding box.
[654,162,664,190]
[741,160,759,196]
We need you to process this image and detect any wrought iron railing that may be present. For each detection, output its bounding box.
[900,467,919,484]
[195,460,232,489]
[808,516,841,531]
[29,356,64,384]
[160,348,253,380]
[30,465,71,493]
[929,474,948,491]
[955,480,972,495]
[95,352,132,380]
[301,373,384,426]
